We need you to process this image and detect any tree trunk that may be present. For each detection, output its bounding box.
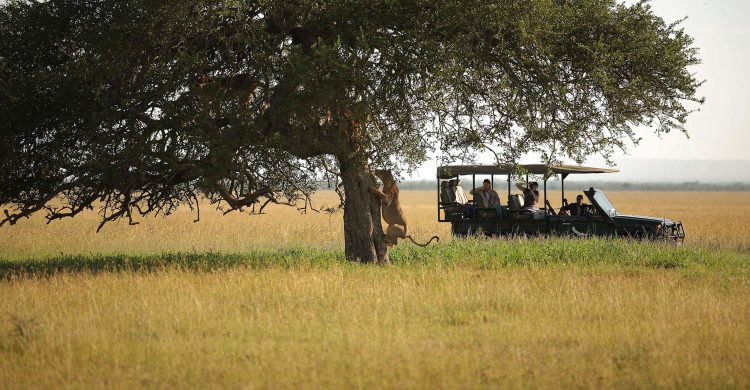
[338,156,390,264]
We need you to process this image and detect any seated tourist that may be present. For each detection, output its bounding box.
[561,194,593,216]
[470,179,502,218]
[515,181,540,209]
[470,179,501,208]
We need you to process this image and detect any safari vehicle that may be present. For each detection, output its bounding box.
[437,164,685,242]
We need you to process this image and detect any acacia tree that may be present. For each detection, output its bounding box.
[0,0,702,263]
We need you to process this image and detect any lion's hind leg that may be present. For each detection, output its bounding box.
[383,233,394,247]
[385,224,407,246]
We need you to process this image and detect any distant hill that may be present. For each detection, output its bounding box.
[314,159,750,191]
[588,159,750,183]
[403,158,750,187]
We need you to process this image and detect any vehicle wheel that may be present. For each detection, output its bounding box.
[451,225,468,238]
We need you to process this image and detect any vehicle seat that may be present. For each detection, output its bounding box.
[508,194,533,219]
[450,179,469,204]
[508,194,525,211]
[440,180,466,221]
[440,181,456,204]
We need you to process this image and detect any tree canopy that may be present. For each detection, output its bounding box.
[0,0,703,263]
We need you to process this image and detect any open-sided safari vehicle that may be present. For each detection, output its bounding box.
[437,164,685,242]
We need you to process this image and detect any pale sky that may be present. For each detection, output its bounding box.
[615,0,750,161]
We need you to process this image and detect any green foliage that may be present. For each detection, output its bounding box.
[0,0,703,232]
[430,0,704,166]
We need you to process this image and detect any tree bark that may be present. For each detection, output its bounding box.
[337,155,390,264]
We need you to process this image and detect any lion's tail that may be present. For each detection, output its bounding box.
[407,235,440,247]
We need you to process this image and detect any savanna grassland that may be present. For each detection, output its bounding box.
[1,191,750,389]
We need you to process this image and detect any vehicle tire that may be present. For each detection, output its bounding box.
[451,224,468,238]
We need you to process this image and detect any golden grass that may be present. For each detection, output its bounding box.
[1,190,749,388]
[1,190,749,259]
[2,265,749,388]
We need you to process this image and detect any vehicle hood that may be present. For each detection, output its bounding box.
[612,214,676,225]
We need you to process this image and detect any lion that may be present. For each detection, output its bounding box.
[195,73,257,109]
[369,169,439,247]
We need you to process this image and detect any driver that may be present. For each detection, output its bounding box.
[561,194,592,216]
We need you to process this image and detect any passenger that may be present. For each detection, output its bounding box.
[561,194,592,216]
[470,179,501,208]
[559,198,570,216]
[515,181,540,210]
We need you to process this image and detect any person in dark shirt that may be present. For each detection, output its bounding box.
[515,181,540,209]
[561,194,592,216]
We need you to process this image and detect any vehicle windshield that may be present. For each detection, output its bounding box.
[591,190,618,217]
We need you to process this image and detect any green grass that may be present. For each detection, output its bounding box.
[2,238,745,280]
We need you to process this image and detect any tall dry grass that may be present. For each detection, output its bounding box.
[1,190,749,260]
[2,262,749,388]
[1,190,749,388]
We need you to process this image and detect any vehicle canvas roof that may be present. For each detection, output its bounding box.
[437,164,619,179]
